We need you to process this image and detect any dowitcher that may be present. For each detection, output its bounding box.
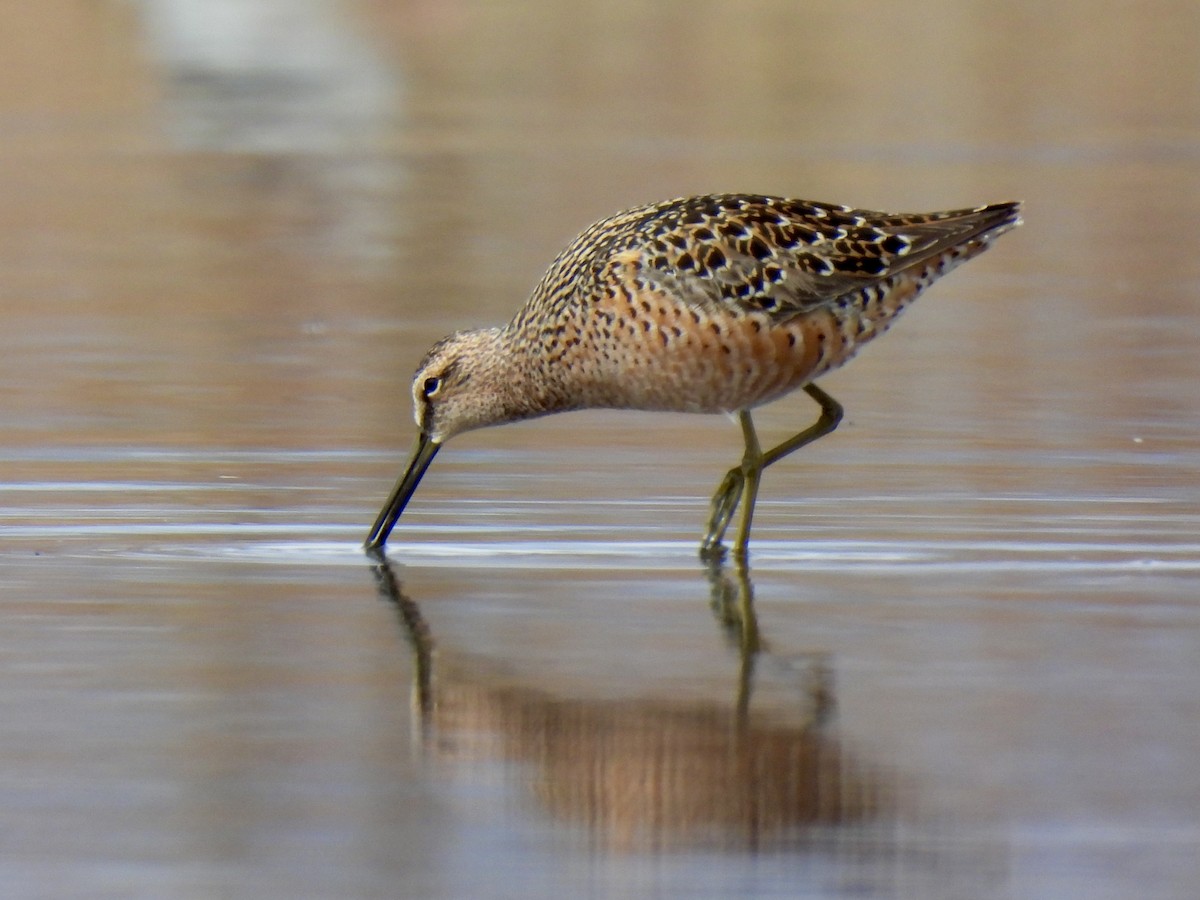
[366,194,1021,559]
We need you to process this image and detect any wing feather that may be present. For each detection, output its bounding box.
[586,194,1019,320]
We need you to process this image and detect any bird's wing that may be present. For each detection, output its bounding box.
[589,194,1020,320]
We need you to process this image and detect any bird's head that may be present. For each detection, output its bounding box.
[365,327,521,551]
[409,328,513,443]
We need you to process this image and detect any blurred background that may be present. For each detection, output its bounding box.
[2,2,1198,898]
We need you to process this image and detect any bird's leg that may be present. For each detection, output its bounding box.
[759,383,843,469]
[701,410,763,560]
[701,468,743,558]
[699,383,844,561]
[728,411,765,563]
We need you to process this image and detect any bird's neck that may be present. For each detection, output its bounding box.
[489,324,578,423]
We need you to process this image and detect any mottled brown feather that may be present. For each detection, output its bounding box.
[581,195,1019,321]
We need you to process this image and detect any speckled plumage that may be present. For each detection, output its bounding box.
[367,193,1021,558]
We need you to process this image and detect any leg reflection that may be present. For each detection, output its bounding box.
[705,555,835,729]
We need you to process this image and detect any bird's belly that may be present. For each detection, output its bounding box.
[571,309,828,414]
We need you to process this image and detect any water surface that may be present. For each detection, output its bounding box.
[3,2,1199,897]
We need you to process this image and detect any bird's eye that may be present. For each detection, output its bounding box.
[422,376,441,397]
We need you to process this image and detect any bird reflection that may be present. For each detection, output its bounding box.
[702,555,836,727]
[368,554,889,851]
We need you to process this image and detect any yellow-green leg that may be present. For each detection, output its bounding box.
[700,382,844,561]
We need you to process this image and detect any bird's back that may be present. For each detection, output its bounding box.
[508,195,1021,415]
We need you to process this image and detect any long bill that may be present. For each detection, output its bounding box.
[364,432,441,551]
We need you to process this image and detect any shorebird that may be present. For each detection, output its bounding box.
[365,193,1021,559]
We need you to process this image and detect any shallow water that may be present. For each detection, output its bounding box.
[3,2,1200,897]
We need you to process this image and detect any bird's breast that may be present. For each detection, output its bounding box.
[537,292,823,414]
